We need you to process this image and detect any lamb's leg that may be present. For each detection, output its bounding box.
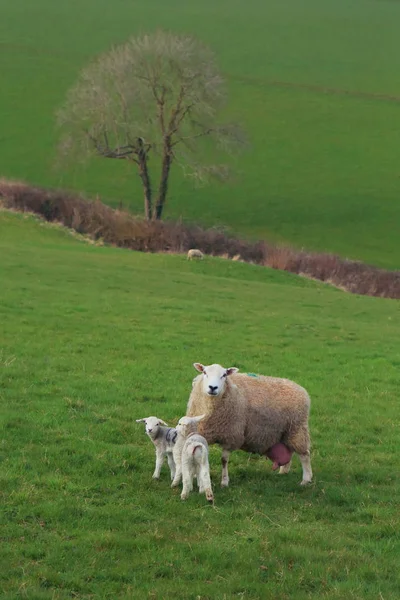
[196,463,203,492]
[200,463,214,503]
[171,449,182,487]
[167,453,176,481]
[181,460,194,500]
[152,449,164,479]
[221,449,230,487]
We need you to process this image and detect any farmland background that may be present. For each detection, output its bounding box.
[1,212,399,599]
[1,0,400,267]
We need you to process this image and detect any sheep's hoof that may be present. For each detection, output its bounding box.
[206,490,214,503]
[221,479,229,488]
[300,479,312,486]
[181,493,188,500]
[152,475,160,480]
[279,464,291,475]
[171,480,179,488]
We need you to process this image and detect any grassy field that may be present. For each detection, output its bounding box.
[1,211,399,599]
[1,0,400,268]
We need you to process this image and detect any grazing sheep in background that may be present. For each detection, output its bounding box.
[187,248,204,260]
[136,416,177,480]
[186,363,312,487]
[175,415,214,502]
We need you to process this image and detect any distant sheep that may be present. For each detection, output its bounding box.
[175,415,214,503]
[136,416,177,480]
[186,363,312,487]
[187,248,204,260]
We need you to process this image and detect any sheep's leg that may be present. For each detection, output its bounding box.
[279,459,292,475]
[167,453,176,481]
[152,450,164,479]
[286,426,312,485]
[221,449,230,487]
[298,452,313,485]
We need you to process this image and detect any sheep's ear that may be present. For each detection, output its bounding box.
[136,418,147,423]
[226,367,239,376]
[193,363,205,373]
[158,419,168,426]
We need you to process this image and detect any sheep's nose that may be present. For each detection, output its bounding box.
[148,428,152,432]
[208,385,218,394]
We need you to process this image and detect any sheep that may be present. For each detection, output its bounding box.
[187,248,204,260]
[136,416,178,481]
[186,363,312,487]
[175,415,214,503]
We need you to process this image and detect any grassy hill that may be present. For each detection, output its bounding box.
[1,211,399,599]
[1,0,400,268]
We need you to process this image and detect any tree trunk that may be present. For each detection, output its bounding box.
[153,142,172,220]
[136,140,152,220]
[138,161,152,220]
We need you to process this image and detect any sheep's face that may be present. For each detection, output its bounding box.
[177,415,206,437]
[193,363,239,397]
[136,416,168,438]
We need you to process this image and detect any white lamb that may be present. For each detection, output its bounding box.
[175,415,214,503]
[136,416,178,481]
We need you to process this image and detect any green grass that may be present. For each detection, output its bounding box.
[1,0,400,268]
[1,211,399,599]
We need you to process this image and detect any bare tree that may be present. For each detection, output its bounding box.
[56,31,246,220]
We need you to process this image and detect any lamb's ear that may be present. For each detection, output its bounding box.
[136,418,147,423]
[193,414,206,423]
[158,419,168,426]
[226,367,239,376]
[193,363,205,373]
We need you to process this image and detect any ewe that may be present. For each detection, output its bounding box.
[175,415,214,503]
[136,416,177,480]
[187,363,312,487]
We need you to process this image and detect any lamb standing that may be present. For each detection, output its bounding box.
[136,417,177,480]
[175,415,214,503]
[186,363,312,487]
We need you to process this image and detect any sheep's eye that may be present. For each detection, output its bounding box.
[203,371,207,377]
[222,373,227,378]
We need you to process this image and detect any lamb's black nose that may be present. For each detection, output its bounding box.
[208,385,218,394]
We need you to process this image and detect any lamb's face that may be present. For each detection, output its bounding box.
[193,363,239,397]
[136,416,167,438]
[176,417,191,437]
[177,415,206,437]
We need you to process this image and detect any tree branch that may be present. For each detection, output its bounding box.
[167,85,187,134]
[85,130,153,162]
[171,127,214,147]
[158,85,167,136]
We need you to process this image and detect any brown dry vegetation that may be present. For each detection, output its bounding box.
[1,179,399,299]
